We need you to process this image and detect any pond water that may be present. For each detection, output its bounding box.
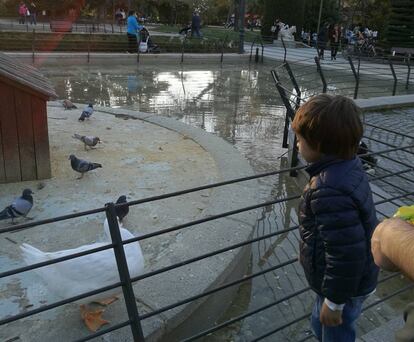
[39,62,414,341]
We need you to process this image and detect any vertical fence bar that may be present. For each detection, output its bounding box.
[314,57,327,93]
[406,55,411,90]
[181,36,186,64]
[281,37,287,62]
[137,36,140,64]
[284,62,301,109]
[277,83,298,173]
[105,203,145,341]
[277,86,298,176]
[261,44,264,63]
[87,32,91,63]
[32,28,35,63]
[271,69,299,176]
[348,56,359,99]
[271,70,288,148]
[249,39,255,62]
[389,58,397,96]
[220,39,224,64]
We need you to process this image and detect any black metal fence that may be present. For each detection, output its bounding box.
[0,27,235,65]
[1,31,414,340]
[1,122,414,341]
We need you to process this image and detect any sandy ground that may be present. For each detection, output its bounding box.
[0,103,220,340]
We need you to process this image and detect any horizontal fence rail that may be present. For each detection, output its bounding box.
[1,35,414,341]
[265,55,414,341]
[1,126,413,340]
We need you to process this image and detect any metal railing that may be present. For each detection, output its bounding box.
[0,17,137,34]
[249,36,264,63]
[267,50,413,101]
[1,124,414,340]
[0,28,237,65]
[271,55,414,175]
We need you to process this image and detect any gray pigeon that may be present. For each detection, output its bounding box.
[78,104,94,122]
[0,189,34,223]
[69,154,102,179]
[62,99,77,110]
[72,134,101,150]
[115,195,129,222]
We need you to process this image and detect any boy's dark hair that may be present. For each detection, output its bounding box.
[292,94,363,159]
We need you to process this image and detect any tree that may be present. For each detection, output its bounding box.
[261,0,305,39]
[343,0,391,33]
[303,0,340,33]
[385,0,414,47]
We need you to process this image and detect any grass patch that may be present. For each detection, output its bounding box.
[151,24,261,43]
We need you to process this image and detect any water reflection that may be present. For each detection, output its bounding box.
[42,64,288,176]
[40,63,413,340]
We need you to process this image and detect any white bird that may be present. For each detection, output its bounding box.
[20,218,144,332]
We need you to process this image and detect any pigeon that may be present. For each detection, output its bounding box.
[358,141,378,168]
[62,99,77,110]
[0,189,34,223]
[69,154,102,179]
[115,195,129,222]
[78,104,94,122]
[72,134,101,150]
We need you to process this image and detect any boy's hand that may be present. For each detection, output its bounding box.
[320,302,342,326]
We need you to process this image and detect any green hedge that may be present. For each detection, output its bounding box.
[0,31,238,53]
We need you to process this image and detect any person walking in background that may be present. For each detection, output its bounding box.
[126,10,142,53]
[120,9,126,25]
[317,23,328,59]
[291,94,379,342]
[18,2,27,24]
[191,11,202,38]
[115,8,122,26]
[371,217,414,341]
[329,23,341,60]
[271,19,281,41]
[29,1,36,25]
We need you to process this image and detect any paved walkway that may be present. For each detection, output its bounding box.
[256,43,411,84]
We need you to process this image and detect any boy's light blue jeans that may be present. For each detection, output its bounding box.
[311,293,368,342]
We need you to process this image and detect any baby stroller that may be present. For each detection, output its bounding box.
[139,27,160,53]
[179,24,192,36]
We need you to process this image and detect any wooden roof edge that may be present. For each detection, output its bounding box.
[0,52,57,99]
[0,73,58,100]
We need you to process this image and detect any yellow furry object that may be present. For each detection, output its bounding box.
[393,205,414,225]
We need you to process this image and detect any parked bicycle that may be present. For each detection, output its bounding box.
[342,38,377,59]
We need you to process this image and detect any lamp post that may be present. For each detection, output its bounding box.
[317,0,324,34]
[239,0,246,54]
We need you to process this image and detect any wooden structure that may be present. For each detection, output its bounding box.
[0,53,57,183]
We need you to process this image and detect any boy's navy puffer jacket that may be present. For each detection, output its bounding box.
[299,156,379,304]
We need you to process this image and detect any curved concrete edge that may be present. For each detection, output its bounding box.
[51,102,259,340]
[6,52,250,66]
[355,94,414,111]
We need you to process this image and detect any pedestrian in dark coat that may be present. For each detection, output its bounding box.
[292,94,379,342]
[329,23,341,60]
[317,24,328,59]
[191,11,202,38]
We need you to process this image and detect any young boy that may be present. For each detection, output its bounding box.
[291,94,379,341]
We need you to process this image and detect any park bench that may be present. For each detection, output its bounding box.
[391,47,414,59]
